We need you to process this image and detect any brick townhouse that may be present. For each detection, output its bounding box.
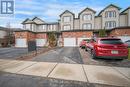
[15,4,130,47]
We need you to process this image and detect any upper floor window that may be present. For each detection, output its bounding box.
[63,16,71,22]
[26,24,31,30]
[82,23,92,29]
[83,14,92,20]
[105,21,116,29]
[43,25,46,30]
[105,11,116,18]
[63,25,71,30]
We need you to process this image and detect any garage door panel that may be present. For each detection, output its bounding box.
[15,39,27,47]
[36,39,46,47]
[64,38,76,47]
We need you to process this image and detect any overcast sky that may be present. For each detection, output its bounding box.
[0,0,130,28]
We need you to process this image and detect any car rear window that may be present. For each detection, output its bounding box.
[100,39,123,44]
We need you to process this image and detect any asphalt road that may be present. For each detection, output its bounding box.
[32,47,83,64]
[0,47,28,60]
[0,72,87,87]
[0,72,118,87]
[0,47,44,60]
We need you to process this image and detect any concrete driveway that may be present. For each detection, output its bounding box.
[31,47,83,64]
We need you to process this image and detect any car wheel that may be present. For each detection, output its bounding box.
[91,50,96,59]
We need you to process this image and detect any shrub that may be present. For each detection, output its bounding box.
[48,32,57,47]
[99,29,107,37]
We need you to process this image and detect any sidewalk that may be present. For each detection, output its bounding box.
[0,59,130,87]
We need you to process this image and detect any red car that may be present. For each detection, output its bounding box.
[86,37,128,59]
[80,39,90,49]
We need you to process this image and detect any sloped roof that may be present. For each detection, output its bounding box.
[60,10,75,17]
[98,4,121,16]
[32,17,45,24]
[120,7,130,14]
[79,7,96,15]
[22,18,35,24]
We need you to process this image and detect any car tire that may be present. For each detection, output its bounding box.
[91,50,96,59]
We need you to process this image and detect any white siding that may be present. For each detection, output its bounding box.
[119,15,127,26]
[101,6,120,29]
[94,17,102,29]
[79,9,95,29]
[128,9,130,26]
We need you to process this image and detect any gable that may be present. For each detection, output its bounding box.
[32,17,45,24]
[98,4,121,16]
[60,10,75,17]
[22,18,35,24]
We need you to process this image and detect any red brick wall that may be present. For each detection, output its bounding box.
[36,33,47,39]
[62,31,93,38]
[15,31,36,41]
[110,29,130,36]
[27,32,35,41]
[15,32,28,39]
[62,31,93,46]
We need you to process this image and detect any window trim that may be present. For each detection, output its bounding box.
[63,16,71,23]
[63,25,71,30]
[105,11,116,18]
[105,21,116,28]
[82,23,92,29]
[82,14,92,21]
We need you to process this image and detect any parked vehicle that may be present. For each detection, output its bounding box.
[86,37,128,59]
[85,39,95,51]
[80,39,90,49]
[125,40,130,48]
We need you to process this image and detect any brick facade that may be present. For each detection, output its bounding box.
[36,33,47,39]
[15,31,48,41]
[27,32,35,41]
[110,28,130,36]
[15,31,28,39]
[62,31,93,38]
[15,31,35,41]
[62,31,93,46]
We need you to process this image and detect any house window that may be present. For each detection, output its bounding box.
[43,25,46,31]
[105,21,116,29]
[105,11,116,18]
[63,25,71,30]
[82,23,92,29]
[83,14,92,20]
[50,25,53,31]
[63,16,71,22]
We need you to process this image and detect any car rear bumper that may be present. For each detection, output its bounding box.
[97,56,128,59]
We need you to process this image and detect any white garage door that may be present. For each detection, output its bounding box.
[77,38,90,46]
[15,39,27,47]
[64,38,76,47]
[36,39,46,47]
[117,36,130,42]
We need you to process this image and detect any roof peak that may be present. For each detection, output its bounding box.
[60,10,75,17]
[98,4,121,16]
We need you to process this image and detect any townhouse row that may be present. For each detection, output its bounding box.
[15,4,130,47]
